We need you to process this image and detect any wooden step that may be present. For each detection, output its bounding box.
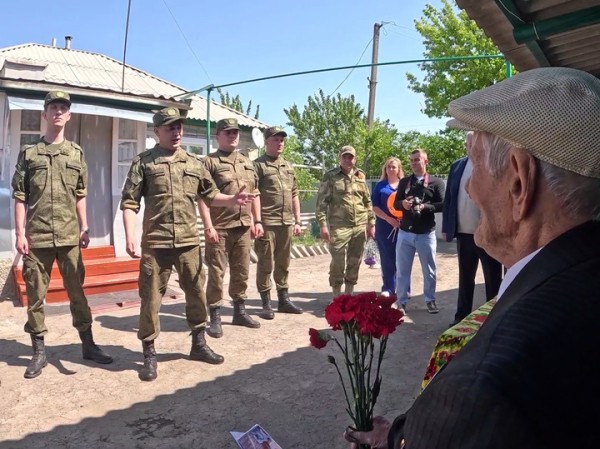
[17,272,139,306]
[13,245,139,307]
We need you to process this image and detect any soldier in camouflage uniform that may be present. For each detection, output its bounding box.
[121,108,254,381]
[253,126,303,319]
[316,145,376,297]
[12,90,113,379]
[199,118,262,338]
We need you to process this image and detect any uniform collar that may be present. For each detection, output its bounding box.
[152,145,186,163]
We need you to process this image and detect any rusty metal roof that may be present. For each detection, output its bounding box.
[456,0,600,77]
[0,43,267,128]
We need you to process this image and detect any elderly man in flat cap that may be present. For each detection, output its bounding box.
[12,90,113,379]
[344,67,600,448]
[121,108,255,381]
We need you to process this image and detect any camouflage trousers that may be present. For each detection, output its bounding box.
[254,224,293,293]
[204,226,251,308]
[138,245,207,341]
[329,225,367,287]
[23,245,92,336]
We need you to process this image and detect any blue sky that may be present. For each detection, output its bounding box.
[1,0,450,133]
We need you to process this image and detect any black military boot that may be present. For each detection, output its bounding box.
[232,300,261,328]
[207,307,223,338]
[259,291,275,320]
[277,288,303,314]
[139,340,157,382]
[190,329,224,365]
[79,328,113,364]
[24,334,48,379]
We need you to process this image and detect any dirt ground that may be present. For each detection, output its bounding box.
[0,241,488,449]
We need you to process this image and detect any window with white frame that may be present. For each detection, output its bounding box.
[145,130,206,156]
[113,118,145,194]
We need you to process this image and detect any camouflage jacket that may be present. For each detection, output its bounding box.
[11,139,87,248]
[253,154,298,226]
[203,150,259,229]
[315,166,375,228]
[120,145,219,248]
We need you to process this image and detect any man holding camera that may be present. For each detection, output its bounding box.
[393,149,445,313]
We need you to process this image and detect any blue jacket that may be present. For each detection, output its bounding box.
[441,157,468,242]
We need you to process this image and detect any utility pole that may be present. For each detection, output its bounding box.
[367,22,382,128]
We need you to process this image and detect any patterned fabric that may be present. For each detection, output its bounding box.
[421,298,498,390]
[12,139,87,248]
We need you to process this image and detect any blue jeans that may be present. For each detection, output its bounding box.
[395,229,437,304]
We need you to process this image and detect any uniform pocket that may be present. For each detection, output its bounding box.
[146,167,168,194]
[28,160,48,193]
[183,169,203,195]
[64,161,82,187]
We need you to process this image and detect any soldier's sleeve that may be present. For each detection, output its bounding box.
[315,173,332,226]
[290,165,299,198]
[75,145,88,198]
[363,179,376,226]
[120,158,144,213]
[198,164,219,206]
[251,163,260,196]
[11,147,28,202]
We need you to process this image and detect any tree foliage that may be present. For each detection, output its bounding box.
[280,135,320,201]
[284,90,402,178]
[406,0,507,118]
[217,88,260,119]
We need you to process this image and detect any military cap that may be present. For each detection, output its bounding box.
[216,118,240,132]
[447,67,600,179]
[263,126,288,140]
[153,107,186,127]
[339,145,356,156]
[44,90,71,107]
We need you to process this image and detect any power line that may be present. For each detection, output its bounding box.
[161,0,212,84]
[330,37,373,95]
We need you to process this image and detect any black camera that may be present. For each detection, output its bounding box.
[411,197,423,217]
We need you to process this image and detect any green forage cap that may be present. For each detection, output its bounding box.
[153,107,186,127]
[263,126,287,139]
[216,118,240,132]
[44,90,71,107]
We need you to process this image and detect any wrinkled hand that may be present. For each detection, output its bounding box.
[80,231,90,249]
[205,227,219,244]
[252,223,264,239]
[15,234,29,256]
[293,223,302,237]
[126,239,141,259]
[233,185,255,206]
[320,226,330,243]
[344,416,391,449]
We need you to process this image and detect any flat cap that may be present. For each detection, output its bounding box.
[153,107,186,127]
[216,118,240,132]
[263,126,287,140]
[339,145,356,156]
[447,67,600,178]
[44,90,71,107]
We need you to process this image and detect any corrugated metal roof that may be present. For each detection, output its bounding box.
[456,0,600,77]
[0,43,267,128]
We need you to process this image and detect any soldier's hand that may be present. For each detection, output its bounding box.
[367,225,376,239]
[293,223,302,236]
[15,234,29,255]
[320,226,330,243]
[205,227,219,244]
[253,223,264,239]
[126,240,141,259]
[233,185,255,206]
[80,231,90,249]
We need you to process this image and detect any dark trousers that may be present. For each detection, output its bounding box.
[455,233,502,321]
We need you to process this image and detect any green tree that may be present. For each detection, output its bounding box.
[282,136,320,201]
[284,89,401,177]
[406,0,507,118]
[216,88,260,119]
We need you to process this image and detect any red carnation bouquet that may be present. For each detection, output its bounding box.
[309,292,404,448]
